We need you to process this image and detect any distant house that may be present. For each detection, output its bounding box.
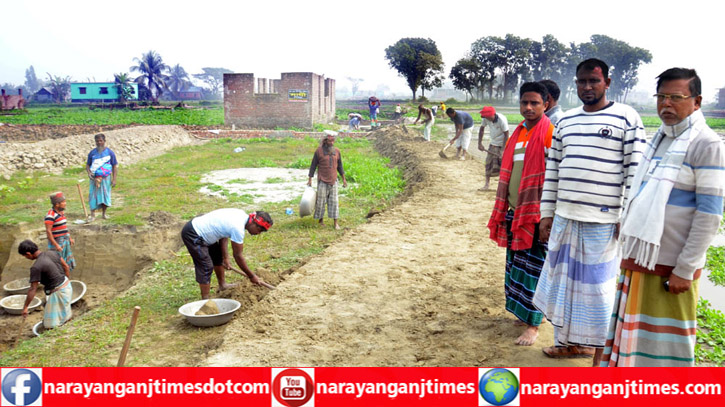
[70,82,139,103]
[178,86,203,100]
[1,88,26,110]
[33,87,54,103]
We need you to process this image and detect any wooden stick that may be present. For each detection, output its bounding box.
[228,268,276,290]
[15,318,26,346]
[117,306,140,367]
[76,183,88,218]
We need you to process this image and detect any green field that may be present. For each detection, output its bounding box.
[0,105,224,126]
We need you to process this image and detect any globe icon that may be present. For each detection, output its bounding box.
[479,368,519,406]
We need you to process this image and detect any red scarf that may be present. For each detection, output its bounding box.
[487,115,550,251]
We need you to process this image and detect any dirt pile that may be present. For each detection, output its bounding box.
[203,125,589,367]
[0,124,130,143]
[0,125,200,178]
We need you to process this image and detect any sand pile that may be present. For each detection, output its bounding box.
[195,300,221,316]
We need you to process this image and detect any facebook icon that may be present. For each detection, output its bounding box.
[1,368,42,406]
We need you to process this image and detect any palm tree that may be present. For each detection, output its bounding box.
[166,64,191,100]
[130,50,169,103]
[114,72,133,103]
[46,73,71,103]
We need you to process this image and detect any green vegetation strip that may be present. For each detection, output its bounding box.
[0,137,404,366]
[0,106,224,126]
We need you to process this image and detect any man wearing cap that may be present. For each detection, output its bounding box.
[45,192,76,274]
[18,239,72,328]
[181,209,273,299]
[478,106,510,190]
[308,131,348,229]
[446,108,475,160]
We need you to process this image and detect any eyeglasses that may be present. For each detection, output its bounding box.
[653,93,696,103]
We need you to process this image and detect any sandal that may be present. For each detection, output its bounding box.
[542,346,595,359]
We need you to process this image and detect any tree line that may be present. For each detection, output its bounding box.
[385,34,652,104]
[4,51,235,104]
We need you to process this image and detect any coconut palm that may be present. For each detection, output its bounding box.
[46,73,71,103]
[114,72,134,103]
[166,64,191,99]
[130,50,169,103]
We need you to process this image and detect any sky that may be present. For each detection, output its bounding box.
[1,0,723,102]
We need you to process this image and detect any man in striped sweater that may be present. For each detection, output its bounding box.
[533,58,647,363]
[602,68,724,366]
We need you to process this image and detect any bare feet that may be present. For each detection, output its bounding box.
[513,320,526,326]
[334,224,341,230]
[542,345,595,358]
[102,214,110,220]
[515,325,538,346]
[87,216,95,222]
[478,186,490,192]
[217,282,239,292]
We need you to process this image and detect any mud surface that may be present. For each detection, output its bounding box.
[204,126,589,367]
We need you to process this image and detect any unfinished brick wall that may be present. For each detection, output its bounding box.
[224,72,335,129]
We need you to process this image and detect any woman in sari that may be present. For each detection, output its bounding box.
[85,133,118,221]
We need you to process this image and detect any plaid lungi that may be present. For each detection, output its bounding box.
[601,269,699,366]
[485,145,503,177]
[49,235,76,272]
[505,210,546,326]
[314,181,339,219]
[532,215,620,347]
[44,278,73,328]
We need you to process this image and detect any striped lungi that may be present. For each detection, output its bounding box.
[89,175,112,210]
[505,210,546,326]
[532,215,619,347]
[44,278,73,328]
[314,180,339,219]
[49,235,76,272]
[601,269,699,366]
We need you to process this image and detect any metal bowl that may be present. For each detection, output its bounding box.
[3,278,30,294]
[70,280,87,305]
[33,321,46,336]
[0,295,42,315]
[178,299,241,327]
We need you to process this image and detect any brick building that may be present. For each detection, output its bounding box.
[224,72,335,129]
[1,89,26,110]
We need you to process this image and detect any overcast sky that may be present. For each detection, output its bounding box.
[1,0,722,102]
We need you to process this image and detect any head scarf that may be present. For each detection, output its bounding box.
[249,212,271,231]
[50,192,66,206]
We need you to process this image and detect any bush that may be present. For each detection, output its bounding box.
[416,96,429,103]
[445,98,459,104]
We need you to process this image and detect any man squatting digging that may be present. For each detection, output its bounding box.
[18,240,73,329]
[446,108,475,160]
[308,131,348,229]
[181,208,273,299]
[487,82,554,346]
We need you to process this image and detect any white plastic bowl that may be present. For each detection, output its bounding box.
[3,278,30,294]
[299,187,316,217]
[178,299,241,327]
[0,295,42,315]
[70,280,87,305]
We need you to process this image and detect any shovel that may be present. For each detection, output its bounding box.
[228,267,276,290]
[439,143,451,159]
[74,179,89,224]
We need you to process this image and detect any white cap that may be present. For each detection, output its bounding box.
[323,130,338,137]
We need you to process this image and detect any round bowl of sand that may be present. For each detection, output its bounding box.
[70,280,86,305]
[3,278,30,294]
[0,295,42,315]
[178,298,241,327]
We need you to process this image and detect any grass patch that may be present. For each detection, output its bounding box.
[1,106,224,126]
[0,136,405,366]
[697,299,725,366]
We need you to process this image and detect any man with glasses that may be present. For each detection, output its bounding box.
[533,58,646,363]
[601,68,724,366]
[181,209,274,299]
